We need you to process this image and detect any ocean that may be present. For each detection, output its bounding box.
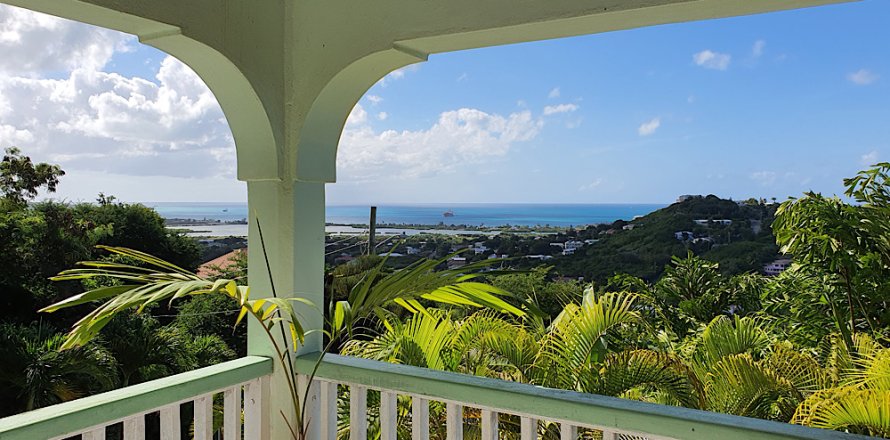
[148,202,666,228]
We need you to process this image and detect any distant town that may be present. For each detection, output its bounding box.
[193,194,792,283]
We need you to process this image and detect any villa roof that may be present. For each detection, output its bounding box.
[197,248,246,278]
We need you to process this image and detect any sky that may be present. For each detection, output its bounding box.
[0,1,887,205]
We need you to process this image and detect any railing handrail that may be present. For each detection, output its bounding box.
[0,355,273,440]
[296,353,870,440]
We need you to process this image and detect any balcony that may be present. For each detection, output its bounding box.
[0,0,867,439]
[0,353,870,440]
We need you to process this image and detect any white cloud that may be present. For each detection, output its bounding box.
[637,117,661,136]
[0,6,241,183]
[366,95,383,105]
[578,178,603,191]
[0,6,235,180]
[377,112,388,121]
[0,124,34,144]
[548,87,560,99]
[377,65,418,87]
[752,40,766,58]
[861,150,879,165]
[848,69,879,86]
[692,50,731,71]
[338,108,542,181]
[457,73,468,82]
[750,170,777,186]
[345,104,368,126]
[543,103,578,115]
[0,57,235,178]
[388,69,405,80]
[0,5,132,75]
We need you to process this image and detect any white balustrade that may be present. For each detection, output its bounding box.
[52,376,267,440]
[302,376,632,440]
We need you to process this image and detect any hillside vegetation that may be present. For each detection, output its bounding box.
[556,195,779,282]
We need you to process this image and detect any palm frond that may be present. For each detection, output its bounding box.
[595,349,705,409]
[694,315,770,366]
[766,343,830,394]
[793,388,890,437]
[705,354,801,421]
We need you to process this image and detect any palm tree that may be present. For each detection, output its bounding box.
[0,323,117,415]
[342,276,890,437]
[343,289,704,439]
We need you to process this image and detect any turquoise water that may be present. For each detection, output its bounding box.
[148,202,666,227]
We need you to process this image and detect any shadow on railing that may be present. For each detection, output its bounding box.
[296,353,871,440]
[0,356,272,440]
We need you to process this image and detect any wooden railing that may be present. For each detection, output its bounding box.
[0,356,272,440]
[296,353,871,440]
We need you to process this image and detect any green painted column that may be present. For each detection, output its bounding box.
[247,179,326,439]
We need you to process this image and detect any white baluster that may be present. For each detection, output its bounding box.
[380,391,398,440]
[446,403,463,440]
[411,396,429,440]
[601,430,618,440]
[480,410,498,440]
[82,427,105,440]
[320,381,338,440]
[160,404,181,440]
[297,375,321,440]
[520,417,537,440]
[194,394,214,440]
[560,423,577,440]
[224,386,241,440]
[349,385,368,440]
[245,376,270,440]
[123,415,145,440]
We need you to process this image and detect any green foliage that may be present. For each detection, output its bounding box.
[0,199,201,324]
[327,255,386,303]
[0,147,64,208]
[489,268,583,319]
[174,294,246,356]
[71,200,201,271]
[793,334,890,436]
[0,323,117,416]
[773,162,890,350]
[100,312,186,386]
[44,245,527,438]
[555,195,778,283]
[4,158,890,439]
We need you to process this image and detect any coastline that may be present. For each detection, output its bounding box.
[168,221,562,238]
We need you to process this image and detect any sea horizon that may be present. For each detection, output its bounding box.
[148,201,669,229]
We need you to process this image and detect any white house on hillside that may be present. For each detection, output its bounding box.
[764,258,792,276]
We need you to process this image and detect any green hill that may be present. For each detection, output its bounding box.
[554,195,779,282]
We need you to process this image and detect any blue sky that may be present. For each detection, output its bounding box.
[0,1,887,204]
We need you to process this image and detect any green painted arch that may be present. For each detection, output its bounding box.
[144,34,281,182]
[295,47,426,183]
[0,0,280,182]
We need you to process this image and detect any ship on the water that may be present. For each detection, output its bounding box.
[443,209,455,217]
